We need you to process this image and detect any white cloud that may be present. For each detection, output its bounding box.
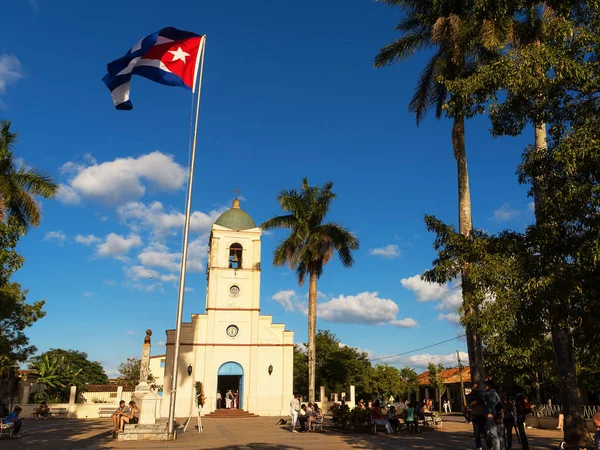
[126,265,159,280]
[272,290,306,313]
[96,233,142,259]
[389,318,418,328]
[527,201,535,213]
[368,244,400,259]
[137,238,207,273]
[59,151,187,206]
[372,351,469,369]
[56,184,81,204]
[82,291,96,297]
[161,274,178,282]
[437,313,461,324]
[43,231,66,243]
[117,201,225,237]
[0,54,23,98]
[156,341,166,347]
[400,274,462,311]
[492,203,520,221]
[126,330,136,335]
[103,279,117,286]
[74,234,101,245]
[271,290,417,328]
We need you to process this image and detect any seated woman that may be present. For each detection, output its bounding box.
[371,400,393,434]
[118,401,139,432]
[305,403,315,431]
[38,402,50,419]
[2,406,23,437]
[311,403,324,431]
[386,405,400,433]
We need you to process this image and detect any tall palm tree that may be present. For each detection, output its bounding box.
[374,0,486,384]
[261,178,359,403]
[0,121,58,229]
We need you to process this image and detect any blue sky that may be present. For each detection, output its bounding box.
[2,0,533,378]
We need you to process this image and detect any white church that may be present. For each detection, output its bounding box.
[160,199,294,418]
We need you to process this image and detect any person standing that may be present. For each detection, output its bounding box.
[484,380,505,450]
[592,411,600,450]
[289,393,300,433]
[514,387,530,450]
[216,391,222,409]
[502,394,515,450]
[467,383,489,450]
[225,390,232,409]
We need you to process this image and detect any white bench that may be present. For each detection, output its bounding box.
[49,407,67,418]
[0,422,14,437]
[98,407,116,418]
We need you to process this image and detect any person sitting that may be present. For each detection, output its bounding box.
[371,400,393,434]
[298,404,308,432]
[311,403,324,431]
[38,402,50,420]
[112,400,129,432]
[2,406,23,437]
[387,405,400,433]
[305,403,315,431]
[118,401,139,432]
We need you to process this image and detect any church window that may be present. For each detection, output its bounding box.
[229,285,240,297]
[229,243,243,269]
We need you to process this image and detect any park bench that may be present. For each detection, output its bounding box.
[0,422,14,437]
[98,407,116,418]
[49,407,67,418]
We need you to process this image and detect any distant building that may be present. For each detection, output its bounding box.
[417,366,471,411]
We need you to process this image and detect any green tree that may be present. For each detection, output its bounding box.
[30,353,83,402]
[374,0,485,385]
[398,367,419,400]
[293,345,308,396]
[0,121,58,228]
[262,180,359,403]
[117,357,157,389]
[371,364,402,402]
[0,217,45,372]
[29,349,108,385]
[427,363,446,411]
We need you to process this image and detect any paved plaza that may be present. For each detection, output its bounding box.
[1,415,563,449]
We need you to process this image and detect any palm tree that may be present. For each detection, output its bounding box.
[0,121,58,229]
[261,178,359,403]
[374,0,486,384]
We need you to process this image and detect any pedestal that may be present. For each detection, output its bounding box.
[132,384,158,425]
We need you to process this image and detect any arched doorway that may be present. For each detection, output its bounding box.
[217,362,243,410]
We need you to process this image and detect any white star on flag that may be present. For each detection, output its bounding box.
[168,47,190,63]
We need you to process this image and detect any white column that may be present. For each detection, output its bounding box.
[350,385,356,408]
[69,386,77,404]
[319,386,325,404]
[116,386,123,402]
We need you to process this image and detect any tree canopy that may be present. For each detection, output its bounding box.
[29,349,108,385]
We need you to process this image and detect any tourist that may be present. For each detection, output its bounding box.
[311,402,323,431]
[514,387,530,450]
[38,401,50,419]
[371,400,393,434]
[118,401,139,432]
[2,406,23,437]
[443,400,449,413]
[217,391,222,409]
[484,380,505,450]
[234,390,239,409]
[289,393,300,433]
[406,402,418,433]
[112,400,129,432]
[468,383,489,450]
[502,393,515,450]
[592,411,600,450]
[357,399,365,410]
[306,402,315,431]
[387,405,400,433]
[226,389,233,409]
[298,404,308,432]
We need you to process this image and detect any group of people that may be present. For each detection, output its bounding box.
[466,380,530,450]
[111,400,139,435]
[289,394,324,432]
[372,399,426,434]
[216,389,239,409]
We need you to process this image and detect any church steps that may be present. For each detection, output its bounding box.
[203,409,258,418]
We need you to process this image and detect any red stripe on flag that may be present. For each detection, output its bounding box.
[142,37,202,89]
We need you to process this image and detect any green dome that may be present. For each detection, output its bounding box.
[215,199,256,230]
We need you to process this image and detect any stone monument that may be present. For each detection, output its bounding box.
[119,329,167,441]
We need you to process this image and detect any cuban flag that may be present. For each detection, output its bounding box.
[103,27,203,110]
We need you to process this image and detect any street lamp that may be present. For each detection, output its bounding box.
[268,364,273,376]
[187,365,193,376]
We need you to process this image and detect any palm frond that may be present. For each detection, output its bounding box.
[408,53,444,124]
[14,169,59,198]
[261,214,298,230]
[374,32,431,68]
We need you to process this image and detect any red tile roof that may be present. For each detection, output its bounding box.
[417,366,471,386]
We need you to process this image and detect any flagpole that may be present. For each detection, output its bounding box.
[167,35,207,440]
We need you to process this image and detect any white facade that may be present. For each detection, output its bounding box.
[149,354,166,389]
[160,200,294,417]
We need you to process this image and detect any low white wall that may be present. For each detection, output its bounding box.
[15,399,164,419]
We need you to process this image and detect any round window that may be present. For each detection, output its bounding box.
[226,325,239,338]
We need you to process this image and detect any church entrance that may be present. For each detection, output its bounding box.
[217,362,244,410]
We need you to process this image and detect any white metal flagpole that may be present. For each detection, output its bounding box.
[167,35,207,440]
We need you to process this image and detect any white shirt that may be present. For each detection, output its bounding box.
[290,398,300,412]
